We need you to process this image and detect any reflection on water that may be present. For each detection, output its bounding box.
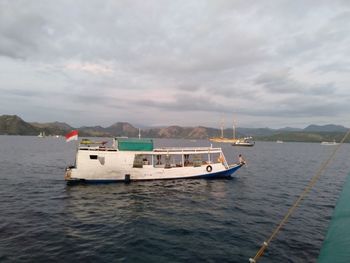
[0,136,350,262]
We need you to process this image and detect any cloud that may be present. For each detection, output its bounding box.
[0,0,349,128]
[64,61,113,75]
[1,88,43,98]
[315,62,350,74]
[255,69,336,96]
[0,10,46,59]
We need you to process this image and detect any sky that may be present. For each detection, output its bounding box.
[0,0,350,129]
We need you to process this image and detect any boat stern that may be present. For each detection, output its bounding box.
[64,165,75,181]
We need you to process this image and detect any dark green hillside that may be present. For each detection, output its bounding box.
[0,115,38,135]
[30,121,74,136]
[0,114,348,141]
[304,124,348,132]
[258,131,349,143]
[106,122,139,137]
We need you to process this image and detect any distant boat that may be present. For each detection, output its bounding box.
[209,120,238,143]
[209,137,240,143]
[231,137,255,147]
[321,140,338,145]
[37,132,45,138]
[209,120,255,146]
[276,140,284,143]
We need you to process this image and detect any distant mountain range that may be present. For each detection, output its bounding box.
[0,115,349,142]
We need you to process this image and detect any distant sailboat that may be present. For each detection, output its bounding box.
[209,120,240,143]
[37,131,45,138]
[209,119,255,146]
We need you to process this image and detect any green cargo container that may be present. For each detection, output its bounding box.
[116,138,154,151]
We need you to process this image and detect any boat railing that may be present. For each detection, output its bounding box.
[153,147,222,153]
[78,146,117,151]
[78,146,223,153]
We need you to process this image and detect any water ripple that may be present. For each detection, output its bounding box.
[0,137,349,262]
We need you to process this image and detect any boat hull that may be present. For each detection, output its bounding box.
[65,163,243,184]
[231,143,254,147]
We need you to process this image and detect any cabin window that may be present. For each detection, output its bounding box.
[133,154,144,168]
[155,155,162,165]
[214,153,222,163]
[90,155,98,160]
[142,156,150,165]
[164,155,171,169]
[193,154,202,167]
[183,154,210,167]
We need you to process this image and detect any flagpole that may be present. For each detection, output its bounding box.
[65,130,79,168]
[76,130,79,149]
[74,130,79,168]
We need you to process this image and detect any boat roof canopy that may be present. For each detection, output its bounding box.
[115,138,154,151]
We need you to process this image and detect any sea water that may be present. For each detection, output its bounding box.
[0,136,349,263]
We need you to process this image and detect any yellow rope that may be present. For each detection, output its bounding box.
[249,129,350,263]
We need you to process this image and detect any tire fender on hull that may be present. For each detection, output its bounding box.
[206,165,213,172]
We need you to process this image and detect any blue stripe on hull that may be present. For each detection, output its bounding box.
[198,165,242,179]
[66,164,243,185]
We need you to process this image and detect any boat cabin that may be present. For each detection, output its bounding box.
[78,137,228,169]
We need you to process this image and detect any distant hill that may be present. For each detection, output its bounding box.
[106,122,139,137]
[31,121,74,136]
[258,131,349,143]
[79,122,139,137]
[278,127,303,132]
[236,127,275,137]
[0,115,38,135]
[31,121,73,131]
[188,126,211,139]
[0,115,74,136]
[0,115,348,142]
[78,125,110,137]
[303,124,348,132]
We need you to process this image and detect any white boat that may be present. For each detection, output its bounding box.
[321,140,338,145]
[231,137,255,147]
[65,138,244,183]
[37,132,45,138]
[276,140,283,144]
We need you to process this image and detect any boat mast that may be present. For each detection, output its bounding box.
[220,119,224,138]
[232,120,236,139]
[138,128,141,139]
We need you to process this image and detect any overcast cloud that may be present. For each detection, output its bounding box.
[0,0,349,128]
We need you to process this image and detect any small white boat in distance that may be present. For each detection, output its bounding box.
[276,140,283,144]
[37,132,45,138]
[65,138,244,183]
[321,140,338,145]
[231,137,255,147]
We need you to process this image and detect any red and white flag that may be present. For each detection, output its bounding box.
[65,130,78,142]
